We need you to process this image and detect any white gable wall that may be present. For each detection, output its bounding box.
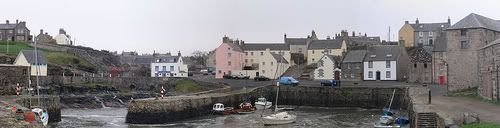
[363,61,397,80]
[313,56,337,80]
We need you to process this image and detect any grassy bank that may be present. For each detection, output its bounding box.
[45,51,96,72]
[0,41,31,56]
[462,122,500,128]
[174,79,203,93]
[448,87,500,106]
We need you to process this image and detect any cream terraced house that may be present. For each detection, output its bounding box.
[242,43,291,68]
[14,50,48,76]
[306,39,347,65]
[257,49,290,79]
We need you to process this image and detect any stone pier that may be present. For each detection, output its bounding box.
[16,95,61,123]
[126,86,409,124]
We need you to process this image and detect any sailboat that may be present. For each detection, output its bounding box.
[374,89,400,128]
[31,38,49,126]
[261,51,296,125]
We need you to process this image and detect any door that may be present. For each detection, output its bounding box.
[439,76,445,85]
[334,71,340,80]
[376,71,381,80]
[256,72,259,77]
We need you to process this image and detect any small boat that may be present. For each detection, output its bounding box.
[254,98,272,110]
[235,102,255,114]
[32,108,49,126]
[262,112,296,125]
[275,107,295,111]
[374,89,401,128]
[212,103,235,115]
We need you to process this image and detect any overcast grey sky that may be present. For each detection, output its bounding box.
[2,0,499,55]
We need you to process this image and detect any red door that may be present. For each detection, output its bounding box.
[439,76,445,85]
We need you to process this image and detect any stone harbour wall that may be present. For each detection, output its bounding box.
[16,96,61,123]
[126,86,408,124]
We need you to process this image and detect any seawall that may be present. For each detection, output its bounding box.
[126,86,408,124]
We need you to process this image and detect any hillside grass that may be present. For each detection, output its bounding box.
[0,41,32,56]
[44,51,96,72]
[174,79,203,93]
[462,122,500,128]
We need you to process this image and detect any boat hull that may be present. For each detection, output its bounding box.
[262,112,296,125]
[255,104,272,110]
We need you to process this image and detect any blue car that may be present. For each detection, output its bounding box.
[279,77,299,86]
[320,80,337,86]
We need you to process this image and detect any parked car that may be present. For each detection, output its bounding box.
[254,76,270,81]
[235,74,250,79]
[320,80,337,86]
[223,74,234,79]
[200,69,209,75]
[279,77,299,86]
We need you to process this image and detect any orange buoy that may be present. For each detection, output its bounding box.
[24,112,36,123]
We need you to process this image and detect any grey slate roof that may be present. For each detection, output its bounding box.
[131,55,181,64]
[308,39,343,49]
[432,33,447,52]
[342,50,366,63]
[448,13,500,32]
[270,53,289,64]
[350,36,381,43]
[364,45,401,61]
[132,56,155,64]
[0,24,16,29]
[226,43,244,52]
[285,38,307,45]
[410,23,450,32]
[243,43,289,51]
[154,56,180,63]
[480,38,500,50]
[409,46,432,63]
[20,50,47,64]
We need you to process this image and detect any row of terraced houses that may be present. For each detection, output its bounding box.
[213,13,500,101]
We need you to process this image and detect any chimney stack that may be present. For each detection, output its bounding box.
[352,31,355,37]
[222,36,229,43]
[447,16,451,25]
[16,19,18,24]
[405,21,409,24]
[6,20,9,24]
[416,18,419,25]
[326,36,331,40]
[40,29,44,34]
[178,51,181,57]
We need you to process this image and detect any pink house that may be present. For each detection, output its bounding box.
[215,37,245,79]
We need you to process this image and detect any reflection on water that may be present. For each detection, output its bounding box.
[53,107,402,128]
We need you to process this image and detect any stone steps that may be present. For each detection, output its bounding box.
[416,112,437,128]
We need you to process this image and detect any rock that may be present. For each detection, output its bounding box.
[463,112,480,124]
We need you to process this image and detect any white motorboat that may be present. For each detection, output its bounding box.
[262,111,296,125]
[254,98,272,110]
[32,108,49,126]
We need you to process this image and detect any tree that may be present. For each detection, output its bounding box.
[191,50,208,67]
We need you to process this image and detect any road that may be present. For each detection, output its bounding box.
[191,74,412,91]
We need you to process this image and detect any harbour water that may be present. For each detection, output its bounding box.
[51,107,402,128]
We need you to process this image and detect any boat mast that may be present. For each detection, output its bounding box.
[34,36,40,106]
[388,89,396,111]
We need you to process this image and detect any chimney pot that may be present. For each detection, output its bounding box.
[405,21,409,24]
[6,20,9,24]
[416,18,419,24]
[16,19,18,24]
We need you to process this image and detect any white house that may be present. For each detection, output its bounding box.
[14,50,48,76]
[363,45,403,81]
[313,54,341,80]
[256,49,290,79]
[54,28,72,45]
[150,54,188,78]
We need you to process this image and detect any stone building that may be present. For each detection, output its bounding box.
[285,30,317,65]
[313,54,341,80]
[0,20,31,42]
[14,50,48,76]
[335,30,381,50]
[399,18,450,48]
[0,64,30,95]
[54,28,72,45]
[341,50,366,81]
[408,45,433,83]
[363,45,409,81]
[478,38,500,100]
[306,39,346,65]
[446,13,500,91]
[35,29,55,44]
[432,33,448,85]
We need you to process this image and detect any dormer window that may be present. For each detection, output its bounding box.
[419,25,423,28]
[370,55,376,58]
[156,59,160,62]
[386,54,392,57]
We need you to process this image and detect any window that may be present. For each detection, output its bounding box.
[170,66,174,71]
[429,39,433,45]
[228,61,232,66]
[245,59,248,63]
[428,31,433,36]
[351,73,355,78]
[368,71,373,78]
[17,29,24,34]
[312,58,315,62]
[386,71,391,78]
[8,30,13,34]
[251,52,254,56]
[298,48,303,53]
[228,53,231,57]
[22,69,27,75]
[260,52,263,56]
[368,61,373,68]
[227,48,231,50]
[162,66,166,71]
[218,70,221,73]
[414,64,417,68]
[262,70,265,74]
[318,69,324,77]
[245,52,248,56]
[386,61,391,68]
[271,62,274,66]
[251,59,254,63]
[424,63,428,68]
[262,62,265,66]
[460,41,469,49]
[419,39,424,44]
[460,29,467,36]
[312,50,315,54]
[419,32,423,37]
[155,66,159,71]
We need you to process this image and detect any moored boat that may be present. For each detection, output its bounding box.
[262,111,296,125]
[235,102,255,114]
[32,108,49,126]
[212,103,236,115]
[254,98,272,110]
